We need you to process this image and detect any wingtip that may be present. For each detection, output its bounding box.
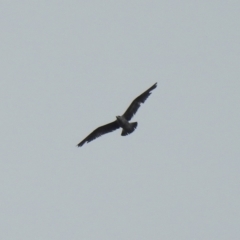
[149,82,157,91]
[76,142,83,147]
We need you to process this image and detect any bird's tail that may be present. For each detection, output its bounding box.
[121,122,138,136]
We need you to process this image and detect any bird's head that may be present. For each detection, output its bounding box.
[116,116,121,120]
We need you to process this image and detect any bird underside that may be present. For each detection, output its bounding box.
[121,122,138,136]
[116,115,138,136]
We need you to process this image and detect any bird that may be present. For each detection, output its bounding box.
[77,82,157,147]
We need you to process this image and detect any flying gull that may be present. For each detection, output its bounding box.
[77,82,157,147]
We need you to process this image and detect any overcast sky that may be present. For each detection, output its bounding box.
[1,1,240,239]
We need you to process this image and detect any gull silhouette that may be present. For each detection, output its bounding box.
[77,82,157,147]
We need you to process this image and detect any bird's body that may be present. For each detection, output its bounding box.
[77,82,157,147]
[116,115,130,129]
[116,115,138,136]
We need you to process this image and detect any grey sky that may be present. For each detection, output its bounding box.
[1,1,240,239]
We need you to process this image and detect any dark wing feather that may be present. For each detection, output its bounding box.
[123,82,157,121]
[77,120,120,147]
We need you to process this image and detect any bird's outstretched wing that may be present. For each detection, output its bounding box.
[77,120,120,147]
[122,82,157,121]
